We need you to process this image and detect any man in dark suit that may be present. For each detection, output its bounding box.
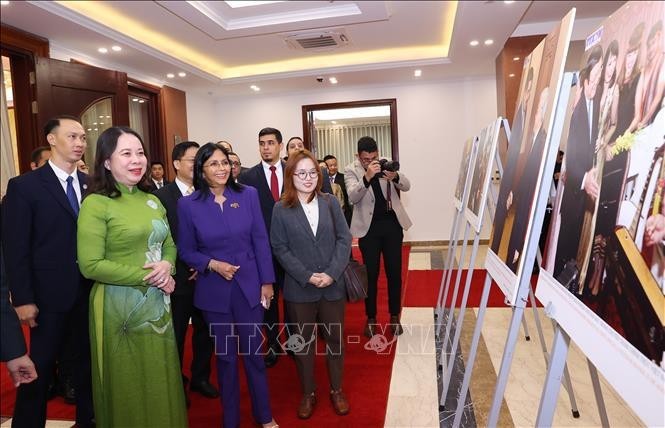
[1,231,38,388]
[2,115,94,427]
[238,127,286,367]
[324,154,352,225]
[154,141,219,402]
[149,161,171,190]
[555,45,604,279]
[491,67,534,254]
[506,86,550,272]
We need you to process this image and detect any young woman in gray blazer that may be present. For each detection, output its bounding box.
[270,150,352,420]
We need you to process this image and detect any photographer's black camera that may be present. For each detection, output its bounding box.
[379,158,400,172]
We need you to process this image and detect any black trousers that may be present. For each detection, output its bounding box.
[358,216,404,318]
[12,290,94,428]
[171,290,214,384]
[264,261,285,351]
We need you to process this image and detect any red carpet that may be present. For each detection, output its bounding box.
[1,246,409,427]
[403,269,542,308]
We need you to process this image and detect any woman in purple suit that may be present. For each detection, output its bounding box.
[177,143,279,428]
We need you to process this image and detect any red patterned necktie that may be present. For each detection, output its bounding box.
[269,165,279,202]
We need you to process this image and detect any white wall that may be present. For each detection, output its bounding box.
[195,77,497,242]
[186,92,219,145]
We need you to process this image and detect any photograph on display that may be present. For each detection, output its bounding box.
[543,0,665,366]
[489,11,574,277]
[453,137,477,211]
[465,118,502,232]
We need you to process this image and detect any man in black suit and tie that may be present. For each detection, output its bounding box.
[2,115,94,427]
[238,127,286,367]
[154,141,219,402]
[149,161,170,190]
[491,67,534,254]
[506,86,550,272]
[324,154,352,225]
[554,45,604,279]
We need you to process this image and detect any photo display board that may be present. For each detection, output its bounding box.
[453,137,478,211]
[537,2,664,425]
[465,118,502,233]
[486,10,575,302]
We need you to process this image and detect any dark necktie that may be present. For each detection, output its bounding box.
[66,176,79,216]
[269,165,279,202]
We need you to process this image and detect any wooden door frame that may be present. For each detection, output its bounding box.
[128,78,165,170]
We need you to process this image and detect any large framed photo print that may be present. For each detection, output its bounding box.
[453,137,478,211]
[486,10,575,302]
[538,1,665,425]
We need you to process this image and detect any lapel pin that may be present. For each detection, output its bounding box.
[231,202,240,208]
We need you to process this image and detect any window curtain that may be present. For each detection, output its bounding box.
[128,100,146,141]
[1,67,17,197]
[315,120,392,170]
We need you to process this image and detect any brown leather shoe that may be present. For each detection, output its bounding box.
[297,392,316,419]
[364,318,377,338]
[330,389,350,415]
[390,315,403,336]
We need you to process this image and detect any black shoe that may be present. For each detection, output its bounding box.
[190,380,219,399]
[58,378,76,405]
[364,318,377,338]
[47,381,57,401]
[390,315,403,336]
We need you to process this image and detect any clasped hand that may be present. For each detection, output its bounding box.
[309,272,334,288]
[210,260,240,281]
[143,260,175,294]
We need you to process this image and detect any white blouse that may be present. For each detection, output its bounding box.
[299,195,319,236]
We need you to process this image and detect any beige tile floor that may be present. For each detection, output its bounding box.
[385,244,645,427]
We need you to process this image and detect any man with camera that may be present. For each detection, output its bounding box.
[344,137,412,338]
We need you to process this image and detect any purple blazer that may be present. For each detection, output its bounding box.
[177,185,275,313]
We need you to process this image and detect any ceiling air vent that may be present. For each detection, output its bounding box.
[284,30,350,51]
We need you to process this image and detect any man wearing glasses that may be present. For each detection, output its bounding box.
[154,141,219,403]
[345,136,412,338]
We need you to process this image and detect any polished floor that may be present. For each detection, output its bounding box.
[386,244,643,428]
[2,244,644,427]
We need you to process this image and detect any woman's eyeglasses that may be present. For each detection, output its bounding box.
[203,160,230,169]
[294,170,318,180]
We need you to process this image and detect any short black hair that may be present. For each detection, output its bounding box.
[357,136,378,154]
[31,146,51,164]
[259,127,283,144]
[323,154,337,162]
[150,161,165,168]
[172,141,200,162]
[43,115,81,138]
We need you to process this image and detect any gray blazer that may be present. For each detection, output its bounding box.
[270,194,352,303]
[344,158,412,238]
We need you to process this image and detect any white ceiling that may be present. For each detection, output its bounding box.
[0,1,625,98]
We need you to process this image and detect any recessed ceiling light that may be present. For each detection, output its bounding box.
[178,72,186,77]
[106,115,111,118]
[93,122,97,125]
[99,122,104,125]
[99,115,104,118]
[414,69,422,77]
[469,40,479,47]
[132,98,139,102]
[508,73,515,77]
[329,77,338,84]
[513,56,520,61]
[504,1,515,4]
[331,121,337,124]
[87,128,92,131]
[138,99,145,103]
[250,85,260,92]
[98,47,108,54]
[94,128,98,131]
[484,39,494,46]
[1,1,10,6]
[111,45,122,52]
[166,73,175,78]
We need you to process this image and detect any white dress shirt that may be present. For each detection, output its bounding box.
[49,160,81,204]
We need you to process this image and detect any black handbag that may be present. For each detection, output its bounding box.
[325,196,368,302]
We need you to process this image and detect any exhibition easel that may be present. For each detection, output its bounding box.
[437,119,544,408]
